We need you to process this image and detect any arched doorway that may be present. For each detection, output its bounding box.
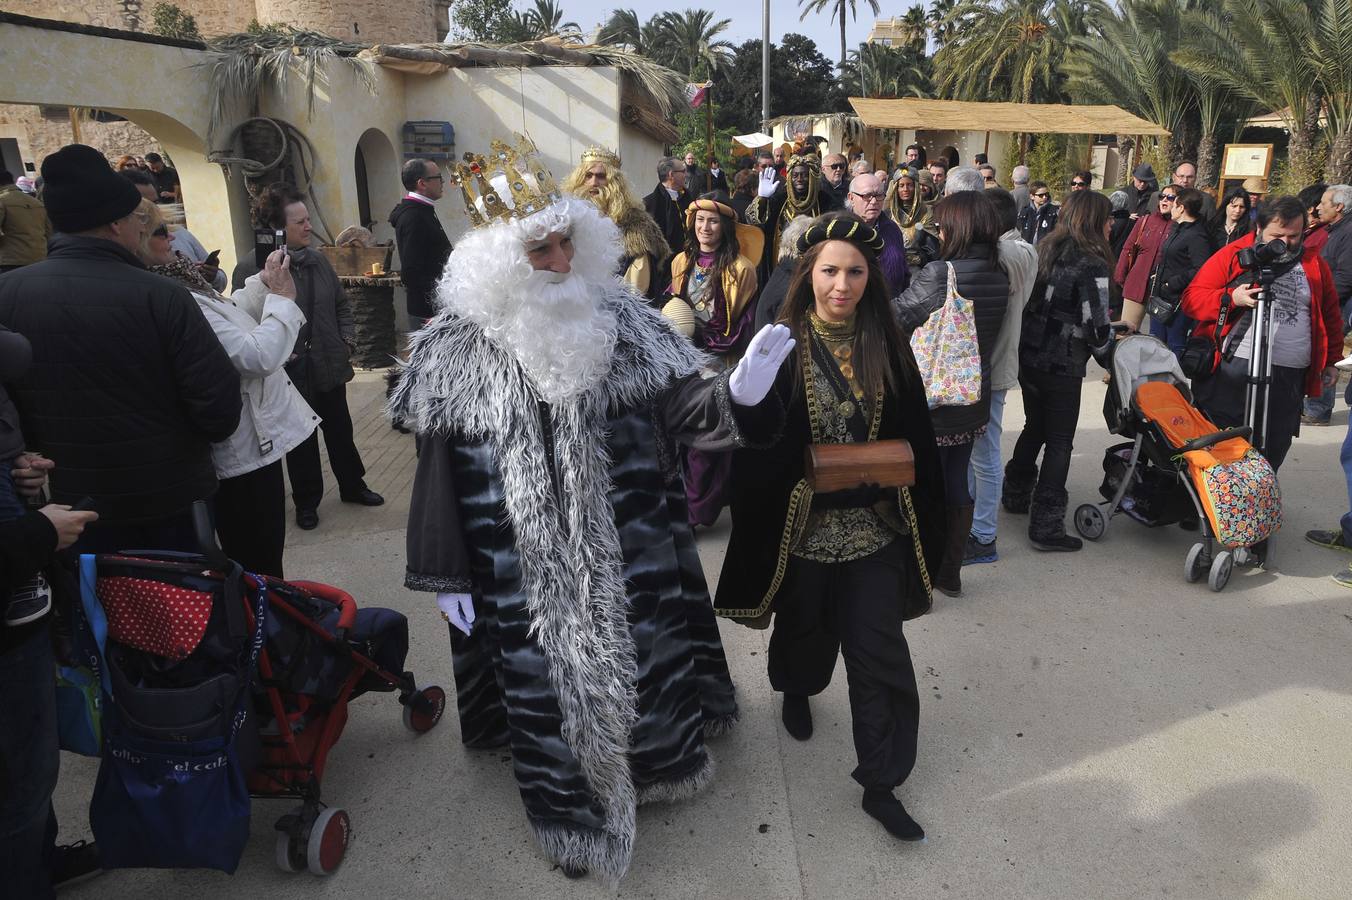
[355,128,401,243]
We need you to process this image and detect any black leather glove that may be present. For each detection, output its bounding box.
[814,483,884,510]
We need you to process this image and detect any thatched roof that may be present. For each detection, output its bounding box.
[849,98,1171,136]
[363,41,685,120]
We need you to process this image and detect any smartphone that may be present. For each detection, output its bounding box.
[276,229,287,259]
[253,227,278,269]
[70,496,97,513]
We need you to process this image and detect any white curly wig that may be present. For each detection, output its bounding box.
[437,196,623,321]
[434,196,625,404]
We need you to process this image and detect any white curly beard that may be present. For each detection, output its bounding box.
[436,198,623,405]
[496,268,617,405]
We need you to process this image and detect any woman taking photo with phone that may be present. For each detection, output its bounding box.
[251,183,384,532]
[714,211,945,843]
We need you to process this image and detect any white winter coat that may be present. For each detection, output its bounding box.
[192,275,320,479]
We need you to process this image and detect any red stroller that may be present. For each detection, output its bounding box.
[86,504,446,876]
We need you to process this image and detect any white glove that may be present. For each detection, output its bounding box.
[729,324,795,406]
[437,592,475,636]
[757,167,779,198]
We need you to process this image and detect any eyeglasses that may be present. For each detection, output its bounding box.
[422,174,444,182]
[851,191,886,201]
[827,163,846,170]
[151,226,169,238]
[1160,194,1177,201]
[1071,181,1087,188]
[1032,192,1049,199]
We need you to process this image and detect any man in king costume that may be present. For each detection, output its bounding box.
[562,146,671,304]
[747,152,840,283]
[389,136,795,883]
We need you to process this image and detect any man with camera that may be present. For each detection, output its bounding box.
[1182,195,1343,477]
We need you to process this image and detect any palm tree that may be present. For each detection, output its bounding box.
[522,0,582,41]
[1305,0,1352,182]
[847,42,930,98]
[1064,0,1193,166]
[933,0,1109,105]
[597,8,650,53]
[899,4,929,53]
[927,0,959,47]
[1172,0,1331,186]
[798,0,883,72]
[654,9,735,79]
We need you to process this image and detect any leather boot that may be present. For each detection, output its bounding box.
[1001,461,1037,514]
[934,503,975,597]
[1029,485,1082,552]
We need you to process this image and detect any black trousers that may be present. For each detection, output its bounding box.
[1009,368,1082,492]
[215,460,286,578]
[1191,356,1306,471]
[768,542,920,790]
[286,382,367,510]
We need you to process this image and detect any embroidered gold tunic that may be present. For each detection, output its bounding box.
[793,312,906,563]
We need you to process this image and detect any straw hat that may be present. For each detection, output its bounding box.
[1241,176,1268,195]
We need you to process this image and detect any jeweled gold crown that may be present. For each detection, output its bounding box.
[580,145,621,169]
[452,134,563,228]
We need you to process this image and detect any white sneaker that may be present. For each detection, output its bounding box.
[5,572,52,627]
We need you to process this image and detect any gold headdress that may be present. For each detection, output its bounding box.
[451,134,563,228]
[579,145,622,169]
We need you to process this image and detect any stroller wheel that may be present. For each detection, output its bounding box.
[403,685,447,734]
[1073,504,1106,541]
[276,829,304,873]
[1208,551,1234,592]
[306,807,351,876]
[1184,543,1208,583]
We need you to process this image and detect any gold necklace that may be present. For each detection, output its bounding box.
[809,310,858,382]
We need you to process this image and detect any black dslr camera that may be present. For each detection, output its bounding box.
[1236,238,1295,301]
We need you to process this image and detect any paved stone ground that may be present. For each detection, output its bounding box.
[56,367,1352,899]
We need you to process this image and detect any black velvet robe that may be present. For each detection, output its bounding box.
[389,285,778,882]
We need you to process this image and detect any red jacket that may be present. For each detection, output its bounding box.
[1113,211,1172,302]
[1182,232,1343,397]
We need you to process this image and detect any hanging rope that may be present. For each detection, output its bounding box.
[208,116,337,244]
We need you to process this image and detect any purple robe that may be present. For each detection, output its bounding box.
[877,213,911,296]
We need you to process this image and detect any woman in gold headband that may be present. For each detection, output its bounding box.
[714,210,945,843]
[667,193,761,526]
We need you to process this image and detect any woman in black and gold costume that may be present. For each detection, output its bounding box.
[714,211,945,841]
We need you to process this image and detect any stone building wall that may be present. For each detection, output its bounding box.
[0,106,163,172]
[4,0,436,40]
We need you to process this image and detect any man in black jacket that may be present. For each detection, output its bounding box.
[642,157,692,254]
[390,158,452,324]
[0,144,241,550]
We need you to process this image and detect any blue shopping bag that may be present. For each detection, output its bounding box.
[55,557,111,756]
[88,567,267,874]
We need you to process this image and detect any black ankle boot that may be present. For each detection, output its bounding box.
[781,693,812,741]
[1029,485,1082,552]
[862,789,925,841]
[1001,462,1037,514]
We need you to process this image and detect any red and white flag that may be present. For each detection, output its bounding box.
[686,82,712,109]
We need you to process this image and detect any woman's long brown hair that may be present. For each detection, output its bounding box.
[1036,189,1112,279]
[775,235,913,400]
[674,192,741,299]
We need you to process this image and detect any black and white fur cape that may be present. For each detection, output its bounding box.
[389,281,750,883]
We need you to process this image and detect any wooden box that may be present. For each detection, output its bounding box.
[319,244,393,277]
[805,439,915,492]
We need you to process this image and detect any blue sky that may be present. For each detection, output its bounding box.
[565,0,883,64]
